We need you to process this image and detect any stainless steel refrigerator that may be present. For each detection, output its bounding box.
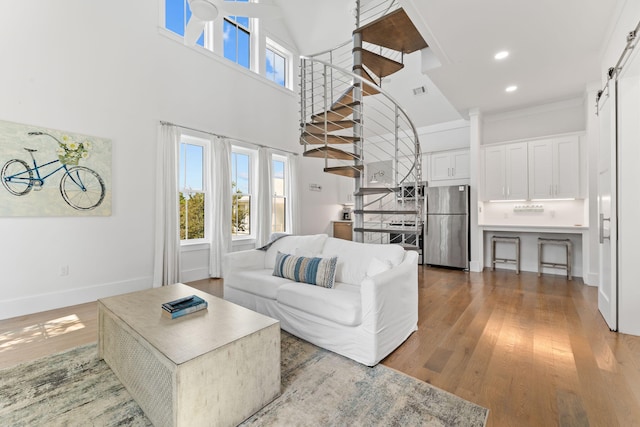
[424,185,470,269]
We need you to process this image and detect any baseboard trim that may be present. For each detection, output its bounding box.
[0,277,152,321]
[181,267,210,283]
[584,272,599,287]
[469,261,482,272]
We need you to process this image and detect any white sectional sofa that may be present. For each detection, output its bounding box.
[222,234,418,366]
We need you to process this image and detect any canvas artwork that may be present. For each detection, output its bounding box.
[0,119,111,216]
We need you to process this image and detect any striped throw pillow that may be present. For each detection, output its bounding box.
[273,251,338,289]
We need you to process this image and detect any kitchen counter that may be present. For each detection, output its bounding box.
[478,224,589,280]
[479,224,587,233]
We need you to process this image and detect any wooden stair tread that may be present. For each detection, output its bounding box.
[300,133,360,145]
[311,101,360,123]
[354,66,380,88]
[355,187,400,196]
[324,165,363,178]
[305,120,357,133]
[354,8,428,54]
[398,243,420,251]
[332,84,380,110]
[357,48,404,78]
[354,227,421,234]
[304,147,359,161]
[353,209,418,215]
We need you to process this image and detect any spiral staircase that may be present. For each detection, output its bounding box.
[300,0,427,250]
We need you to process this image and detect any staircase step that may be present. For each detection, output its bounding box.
[304,147,360,161]
[305,120,357,133]
[398,243,420,251]
[332,84,380,110]
[354,8,429,54]
[355,187,400,196]
[300,133,360,145]
[311,102,360,123]
[354,227,421,235]
[324,165,364,178]
[353,210,418,215]
[354,66,380,88]
[356,47,404,78]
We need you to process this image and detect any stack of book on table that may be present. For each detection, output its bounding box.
[162,295,208,319]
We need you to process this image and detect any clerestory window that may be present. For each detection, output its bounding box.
[223,0,251,69]
[164,0,207,47]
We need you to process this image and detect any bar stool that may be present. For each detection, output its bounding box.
[537,238,572,280]
[491,236,520,274]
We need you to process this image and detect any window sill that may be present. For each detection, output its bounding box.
[180,242,210,252]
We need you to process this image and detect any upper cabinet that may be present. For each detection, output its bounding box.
[528,135,580,199]
[482,142,528,201]
[430,149,470,181]
[481,134,581,201]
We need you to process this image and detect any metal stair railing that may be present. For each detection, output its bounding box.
[299,56,423,244]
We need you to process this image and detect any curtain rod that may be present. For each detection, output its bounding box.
[596,19,640,111]
[159,120,299,156]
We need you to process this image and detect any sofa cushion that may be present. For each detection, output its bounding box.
[225,269,291,299]
[367,257,393,277]
[276,282,362,326]
[273,251,338,289]
[321,238,406,285]
[264,234,328,269]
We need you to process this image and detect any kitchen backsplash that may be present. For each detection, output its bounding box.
[479,199,587,227]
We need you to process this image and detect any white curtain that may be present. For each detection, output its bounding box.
[287,153,301,235]
[256,147,273,247]
[153,123,181,287]
[209,137,232,277]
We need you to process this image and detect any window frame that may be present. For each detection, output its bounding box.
[222,0,253,70]
[162,0,214,50]
[271,154,288,233]
[178,133,211,245]
[231,145,257,240]
[265,37,292,89]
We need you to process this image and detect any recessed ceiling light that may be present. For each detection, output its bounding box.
[505,85,518,92]
[494,51,509,60]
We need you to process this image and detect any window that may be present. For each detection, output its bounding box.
[164,0,206,47]
[266,39,288,88]
[179,136,209,242]
[223,0,251,69]
[272,156,287,232]
[231,148,254,237]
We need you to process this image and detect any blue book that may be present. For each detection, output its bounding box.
[162,301,208,319]
[162,295,206,313]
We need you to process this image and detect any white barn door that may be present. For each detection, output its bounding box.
[597,83,617,331]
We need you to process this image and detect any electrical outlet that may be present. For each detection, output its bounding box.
[60,265,69,276]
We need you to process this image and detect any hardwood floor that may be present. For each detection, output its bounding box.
[1,270,639,426]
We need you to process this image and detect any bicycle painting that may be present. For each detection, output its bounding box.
[0,119,111,216]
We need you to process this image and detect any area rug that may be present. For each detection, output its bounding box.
[0,332,488,426]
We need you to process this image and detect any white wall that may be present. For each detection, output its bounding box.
[0,0,299,319]
[482,98,586,144]
[417,119,470,153]
[298,157,344,236]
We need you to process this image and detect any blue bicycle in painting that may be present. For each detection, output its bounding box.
[1,131,105,210]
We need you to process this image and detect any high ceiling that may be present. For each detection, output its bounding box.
[274,0,622,126]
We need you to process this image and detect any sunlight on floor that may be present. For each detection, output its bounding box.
[0,314,85,352]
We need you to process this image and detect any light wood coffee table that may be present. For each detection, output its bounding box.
[98,283,280,427]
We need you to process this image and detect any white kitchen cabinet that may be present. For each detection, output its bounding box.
[528,136,580,199]
[430,149,470,181]
[482,142,528,200]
